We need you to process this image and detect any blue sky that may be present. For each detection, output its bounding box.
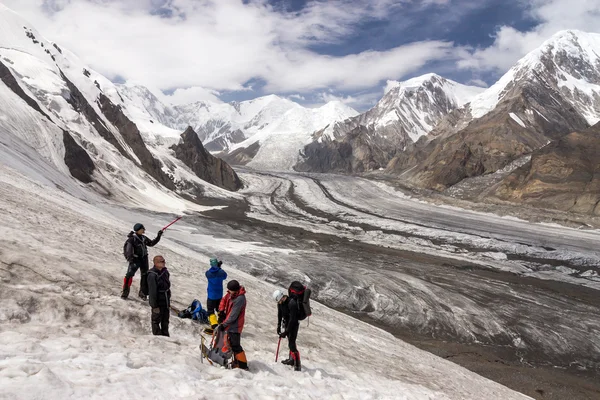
[4,0,599,110]
[216,0,540,105]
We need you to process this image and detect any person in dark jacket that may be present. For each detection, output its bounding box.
[121,223,162,300]
[205,258,227,329]
[218,280,248,370]
[148,255,171,336]
[273,288,302,371]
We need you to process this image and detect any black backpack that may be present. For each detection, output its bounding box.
[288,281,312,321]
[123,238,130,260]
[123,235,141,261]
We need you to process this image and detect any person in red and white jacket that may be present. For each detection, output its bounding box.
[218,280,248,370]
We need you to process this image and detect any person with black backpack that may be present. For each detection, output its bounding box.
[273,281,311,372]
[121,223,163,300]
[148,255,171,336]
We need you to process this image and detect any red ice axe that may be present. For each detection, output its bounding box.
[162,216,182,231]
[275,336,282,362]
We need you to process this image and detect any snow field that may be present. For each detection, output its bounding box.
[0,164,529,399]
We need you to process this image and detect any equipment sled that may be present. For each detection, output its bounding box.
[199,329,233,368]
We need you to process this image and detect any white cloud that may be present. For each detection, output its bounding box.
[163,86,222,105]
[384,80,401,94]
[316,91,381,111]
[288,94,306,101]
[459,0,600,72]
[1,0,460,97]
[263,40,458,92]
[466,78,488,88]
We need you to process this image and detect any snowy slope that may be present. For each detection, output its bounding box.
[0,3,241,202]
[171,95,301,151]
[469,30,600,124]
[0,4,136,163]
[0,162,531,400]
[115,83,179,128]
[232,101,359,170]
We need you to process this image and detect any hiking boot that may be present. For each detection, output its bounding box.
[121,286,130,299]
[281,358,294,366]
[232,351,249,370]
[138,291,147,301]
[293,351,301,372]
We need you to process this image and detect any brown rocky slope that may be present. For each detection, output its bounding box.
[494,122,600,214]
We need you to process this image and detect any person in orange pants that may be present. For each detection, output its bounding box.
[217,280,248,370]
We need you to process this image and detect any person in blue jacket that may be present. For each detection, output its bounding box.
[205,258,227,329]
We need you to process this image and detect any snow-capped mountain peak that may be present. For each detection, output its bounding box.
[391,73,484,109]
[326,73,484,145]
[470,30,600,124]
[316,100,359,120]
[116,83,179,128]
[223,99,358,170]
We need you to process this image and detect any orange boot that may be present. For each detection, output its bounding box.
[232,351,249,370]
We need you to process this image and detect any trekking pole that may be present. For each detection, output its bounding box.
[162,216,182,231]
[200,336,205,364]
[275,337,282,362]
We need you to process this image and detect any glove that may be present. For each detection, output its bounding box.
[217,311,225,324]
[152,307,160,314]
[217,261,223,267]
[277,326,281,335]
[217,324,225,332]
[279,331,288,338]
[157,229,164,236]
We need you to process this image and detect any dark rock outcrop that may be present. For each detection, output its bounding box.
[494,122,600,214]
[0,59,52,121]
[96,93,175,190]
[296,125,402,173]
[65,72,173,190]
[62,131,95,183]
[220,141,260,166]
[171,127,242,191]
[61,72,129,158]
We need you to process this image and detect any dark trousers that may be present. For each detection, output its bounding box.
[125,257,149,295]
[206,298,221,315]
[287,323,299,352]
[228,332,243,354]
[151,307,169,336]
